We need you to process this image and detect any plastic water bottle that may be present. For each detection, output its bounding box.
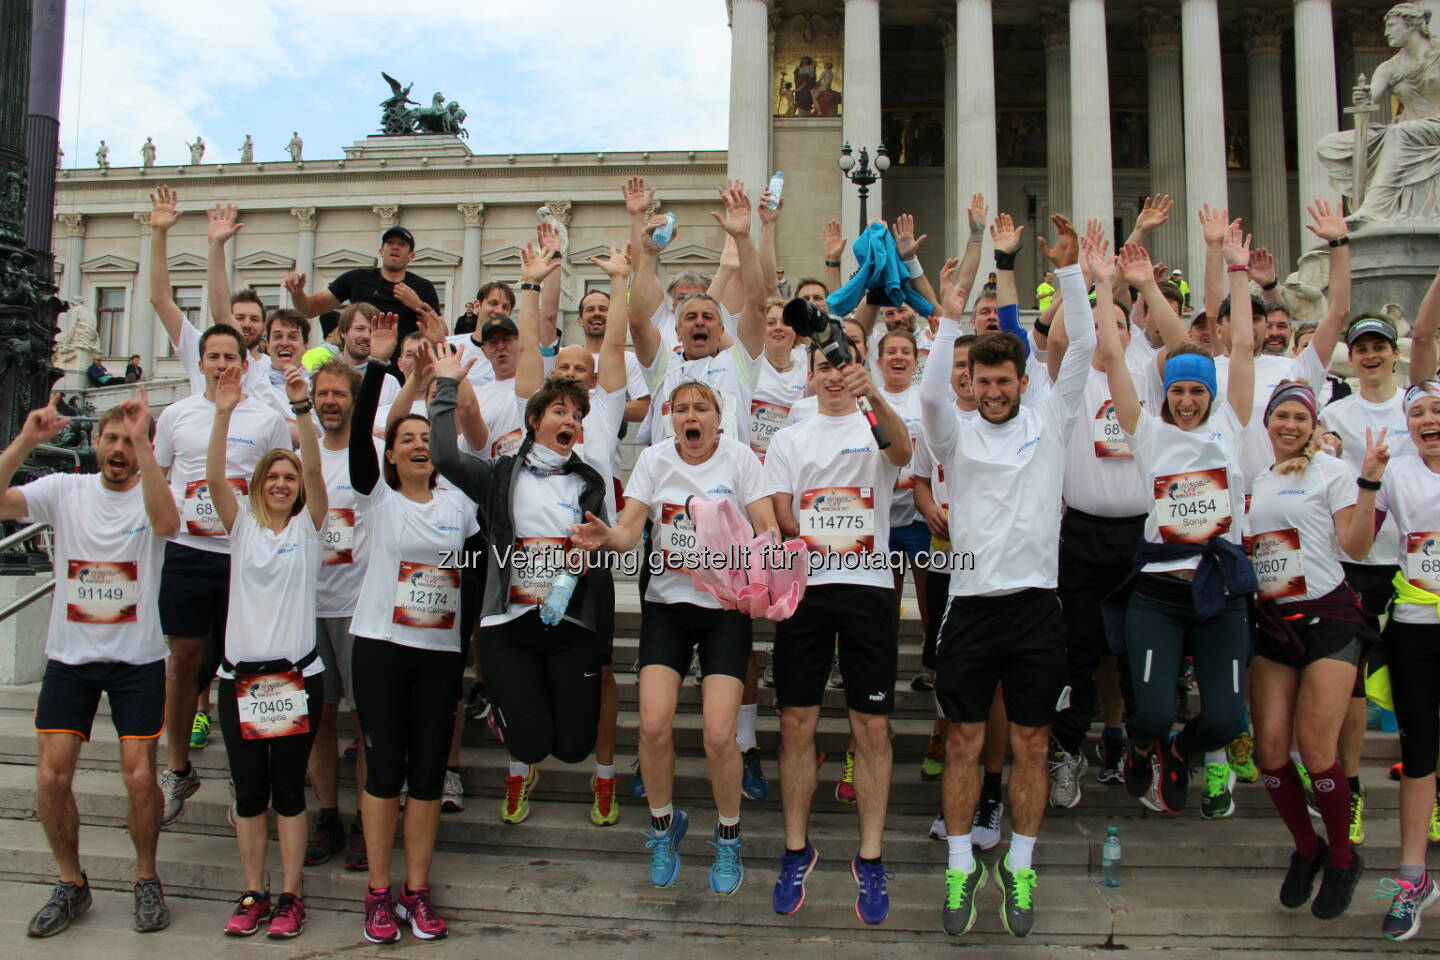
[651,212,677,249]
[539,571,577,626]
[1101,826,1122,887]
[766,171,784,209]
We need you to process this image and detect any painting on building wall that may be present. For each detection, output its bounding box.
[775,54,843,117]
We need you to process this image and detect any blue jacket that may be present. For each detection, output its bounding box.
[1101,537,1257,653]
[826,223,934,319]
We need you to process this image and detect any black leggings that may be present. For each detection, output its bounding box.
[1384,619,1440,778]
[218,672,324,818]
[351,635,463,802]
[480,611,602,765]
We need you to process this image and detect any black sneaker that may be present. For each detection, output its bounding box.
[910,670,935,692]
[1280,839,1327,908]
[1097,736,1125,785]
[133,877,171,933]
[345,816,368,871]
[942,861,986,936]
[1312,850,1364,919]
[1155,736,1190,814]
[1123,744,1156,802]
[465,682,492,721]
[28,875,91,937]
[306,811,346,865]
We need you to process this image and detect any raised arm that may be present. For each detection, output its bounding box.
[1124,193,1173,248]
[1340,427,1391,560]
[592,243,632,394]
[1412,264,1440,385]
[121,389,180,537]
[515,243,562,399]
[570,496,649,553]
[536,220,564,348]
[822,219,845,293]
[1041,215,1098,413]
[956,193,988,308]
[205,203,243,324]
[1093,254,1143,435]
[281,364,327,531]
[623,176,663,335]
[429,350,497,503]
[710,180,767,359]
[892,212,937,313]
[1199,205,1230,323]
[205,365,244,534]
[282,271,340,318]
[846,364,910,468]
[146,186,191,350]
[1120,243,1188,356]
[1223,223,1256,425]
[1301,200,1351,365]
[0,395,69,520]
[758,192,782,300]
[708,235,744,315]
[348,312,398,495]
[920,260,968,461]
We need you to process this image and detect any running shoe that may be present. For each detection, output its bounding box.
[741,748,769,801]
[1227,730,1258,783]
[132,876,170,933]
[345,817,368,871]
[1280,839,1327,908]
[1312,851,1365,920]
[630,768,647,799]
[836,751,857,804]
[224,891,271,937]
[1377,873,1440,941]
[266,893,305,939]
[1430,796,1440,844]
[1124,743,1158,809]
[305,811,346,865]
[27,874,91,937]
[1155,736,1189,814]
[643,809,689,888]
[773,843,818,915]
[828,654,844,689]
[1296,762,1319,818]
[1200,761,1237,820]
[761,656,775,688]
[708,831,744,895]
[972,797,1004,851]
[1048,745,1084,809]
[1097,736,1125,785]
[851,855,892,925]
[465,682,492,721]
[591,775,619,825]
[441,769,465,813]
[501,767,537,824]
[1390,761,1403,781]
[363,888,401,944]
[159,766,200,826]
[189,711,211,749]
[396,886,448,940]
[996,855,1038,937]
[921,732,945,782]
[929,814,947,841]
[910,669,935,692]
[344,738,359,760]
[942,861,986,936]
[1350,787,1367,845]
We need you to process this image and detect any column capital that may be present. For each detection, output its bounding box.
[290,207,318,231]
[457,202,486,227]
[725,0,774,28]
[1344,6,1387,55]
[133,212,152,234]
[937,9,957,52]
[1244,8,1287,56]
[55,213,85,237]
[541,200,572,225]
[372,205,400,228]
[1038,6,1068,53]
[1140,5,1182,54]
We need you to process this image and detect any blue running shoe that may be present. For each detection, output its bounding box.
[772,843,818,915]
[708,832,744,896]
[643,810,688,888]
[630,771,647,799]
[852,855,893,925]
[741,748,769,801]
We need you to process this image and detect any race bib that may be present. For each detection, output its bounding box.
[1248,528,1306,600]
[65,560,139,624]
[749,399,791,457]
[321,508,355,565]
[799,486,875,553]
[1405,531,1440,593]
[491,428,523,460]
[658,502,698,570]
[392,562,460,629]
[235,670,310,740]
[1153,468,1232,543]
[1092,400,1132,459]
[182,477,248,537]
[508,537,572,605]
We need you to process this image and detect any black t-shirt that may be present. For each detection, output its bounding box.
[327,268,440,342]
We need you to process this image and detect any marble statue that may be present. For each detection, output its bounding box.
[140,137,156,167]
[1318,2,1440,220]
[188,137,205,165]
[95,140,109,169]
[239,134,254,163]
[54,295,99,371]
[286,131,303,162]
[537,205,569,257]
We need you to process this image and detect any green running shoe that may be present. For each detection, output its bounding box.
[1200,762,1236,820]
[996,855,1038,938]
[1227,731,1258,783]
[189,711,211,750]
[1296,762,1319,818]
[942,861,986,936]
[920,733,944,782]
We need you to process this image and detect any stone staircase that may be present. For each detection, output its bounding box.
[0,588,1425,953]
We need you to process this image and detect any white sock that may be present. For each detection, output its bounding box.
[1008,832,1037,871]
[595,762,616,780]
[736,703,758,752]
[1203,749,1227,767]
[649,803,673,821]
[508,760,529,777]
[946,833,975,873]
[718,812,740,826]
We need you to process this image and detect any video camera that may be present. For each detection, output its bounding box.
[781,298,890,449]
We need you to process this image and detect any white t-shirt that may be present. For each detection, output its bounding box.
[1375,455,1440,624]
[783,395,819,427]
[1246,453,1357,603]
[174,322,280,414]
[591,349,650,407]
[154,392,292,554]
[475,379,527,461]
[1320,389,1414,566]
[316,442,372,618]
[446,333,497,389]
[763,410,900,589]
[576,386,625,519]
[751,352,808,458]
[1127,401,1248,574]
[349,481,480,651]
[1215,347,1326,485]
[1062,364,1152,518]
[643,343,761,446]
[20,474,167,666]
[219,509,323,678]
[880,385,924,528]
[625,436,775,607]
[484,467,587,628]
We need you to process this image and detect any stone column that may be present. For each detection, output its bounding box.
[1142,6,1187,269]
[842,0,883,251]
[1245,10,1291,270]
[1181,0,1228,285]
[458,202,485,307]
[939,12,958,257]
[291,207,316,291]
[55,212,83,304]
[1068,0,1111,233]
[132,212,155,369]
[1294,0,1340,224]
[726,0,771,219]
[1040,9,1071,223]
[952,0,997,273]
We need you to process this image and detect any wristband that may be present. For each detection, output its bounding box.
[1261,280,1278,292]
[539,342,559,358]
[1357,476,1382,491]
[903,256,924,279]
[824,259,841,268]
[1033,318,1052,336]
[1328,236,1350,248]
[994,249,1017,271]
[968,225,984,243]
[1227,264,1249,273]
[290,401,313,415]
[519,281,542,292]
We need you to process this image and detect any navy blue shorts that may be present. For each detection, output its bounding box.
[35,658,165,741]
[888,520,930,561]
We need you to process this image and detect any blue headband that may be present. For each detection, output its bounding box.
[1163,352,1218,398]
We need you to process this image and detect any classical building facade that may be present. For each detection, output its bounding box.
[54,0,1393,376]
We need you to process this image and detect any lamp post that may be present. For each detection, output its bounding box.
[837,142,890,235]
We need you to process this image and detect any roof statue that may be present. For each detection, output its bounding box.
[379,73,467,138]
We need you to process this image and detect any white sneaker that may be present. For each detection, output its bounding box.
[441,769,464,813]
[972,797,1004,851]
[928,814,946,841]
[159,766,201,826]
[1048,747,1085,809]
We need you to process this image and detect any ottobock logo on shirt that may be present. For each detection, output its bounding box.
[438,524,461,532]
[1016,436,1040,457]
[227,435,256,446]
[840,447,872,456]
[706,486,735,496]
[120,524,148,537]
[276,543,297,555]
[1278,488,1307,496]
[557,501,583,516]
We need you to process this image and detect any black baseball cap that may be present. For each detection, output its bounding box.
[480,315,518,341]
[381,226,415,249]
[1345,316,1398,345]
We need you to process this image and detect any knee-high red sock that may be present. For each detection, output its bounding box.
[1262,763,1321,859]
[1308,761,1354,869]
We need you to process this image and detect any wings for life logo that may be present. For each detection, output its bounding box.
[1405,531,1440,592]
[798,486,875,554]
[65,560,139,624]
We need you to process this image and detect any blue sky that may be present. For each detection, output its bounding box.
[59,0,733,168]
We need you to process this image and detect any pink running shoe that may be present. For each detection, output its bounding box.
[223,891,270,937]
[397,886,448,940]
[363,888,401,944]
[265,893,305,939]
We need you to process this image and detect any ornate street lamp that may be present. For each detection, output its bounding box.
[837,142,890,234]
